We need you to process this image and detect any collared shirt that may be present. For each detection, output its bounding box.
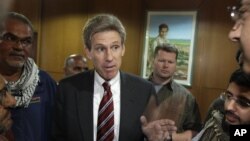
[148,75,202,132]
[93,71,121,141]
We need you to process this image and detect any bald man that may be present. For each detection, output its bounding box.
[64,54,88,77]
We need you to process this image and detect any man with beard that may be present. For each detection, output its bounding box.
[193,69,250,141]
[229,0,250,74]
[145,45,202,141]
[203,49,244,123]
[0,12,56,141]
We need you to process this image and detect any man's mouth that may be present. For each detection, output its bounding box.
[225,111,240,124]
[104,65,115,71]
[9,53,25,60]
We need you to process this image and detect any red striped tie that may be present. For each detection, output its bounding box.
[97,82,114,141]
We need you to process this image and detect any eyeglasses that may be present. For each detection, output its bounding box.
[220,91,250,108]
[0,32,33,47]
[228,6,241,21]
[227,3,250,22]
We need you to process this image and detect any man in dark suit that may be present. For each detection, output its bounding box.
[51,14,176,141]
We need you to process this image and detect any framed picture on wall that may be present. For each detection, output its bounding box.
[141,11,197,86]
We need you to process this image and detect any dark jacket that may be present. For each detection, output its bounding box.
[51,70,155,141]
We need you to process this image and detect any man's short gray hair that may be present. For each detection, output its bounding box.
[82,14,126,50]
[0,12,34,37]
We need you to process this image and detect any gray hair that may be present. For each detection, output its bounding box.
[82,14,126,50]
[0,12,34,37]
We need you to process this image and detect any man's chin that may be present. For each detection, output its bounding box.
[225,113,239,124]
[225,118,240,125]
[102,71,118,81]
[226,121,238,125]
[159,73,171,78]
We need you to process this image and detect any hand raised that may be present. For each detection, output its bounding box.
[141,115,177,141]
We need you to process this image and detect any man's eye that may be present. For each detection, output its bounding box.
[238,9,246,18]
[4,35,16,41]
[238,99,250,107]
[111,46,120,51]
[225,93,232,99]
[96,47,105,52]
[238,5,250,19]
[21,39,32,45]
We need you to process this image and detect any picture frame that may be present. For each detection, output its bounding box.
[141,11,197,86]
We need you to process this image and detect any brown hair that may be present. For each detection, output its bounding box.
[154,44,178,60]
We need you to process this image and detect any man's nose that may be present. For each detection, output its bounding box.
[163,62,169,67]
[106,49,114,61]
[228,21,242,42]
[226,99,237,111]
[13,41,25,51]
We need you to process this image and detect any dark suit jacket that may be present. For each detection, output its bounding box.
[51,70,155,141]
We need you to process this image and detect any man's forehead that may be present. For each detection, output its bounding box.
[228,82,250,98]
[1,21,32,37]
[161,28,168,31]
[5,18,28,28]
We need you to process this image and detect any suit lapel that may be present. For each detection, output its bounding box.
[77,71,94,141]
[119,72,136,140]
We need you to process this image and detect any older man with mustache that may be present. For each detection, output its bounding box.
[0,12,57,141]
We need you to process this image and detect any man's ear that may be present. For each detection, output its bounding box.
[85,47,92,60]
[122,45,125,57]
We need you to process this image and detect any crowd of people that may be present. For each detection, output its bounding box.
[0,0,250,141]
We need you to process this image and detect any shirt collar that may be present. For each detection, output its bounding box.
[94,71,120,87]
[148,72,173,91]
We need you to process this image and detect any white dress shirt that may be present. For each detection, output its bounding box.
[93,71,121,141]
